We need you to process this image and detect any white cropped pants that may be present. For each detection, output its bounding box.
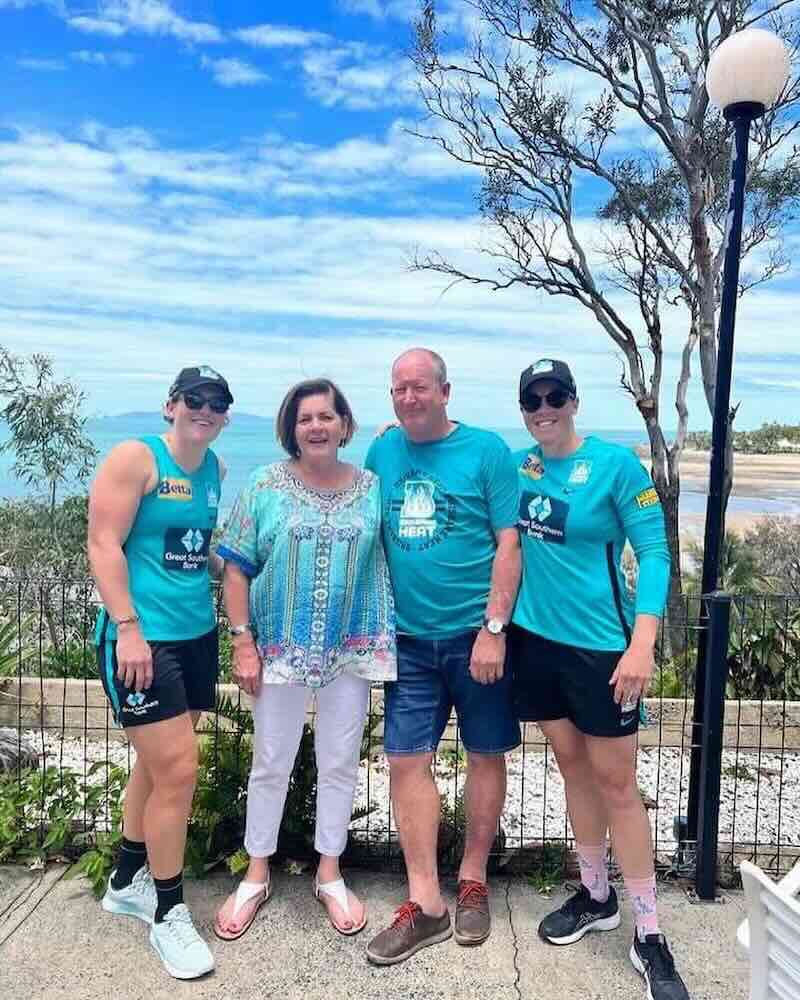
[244,672,371,859]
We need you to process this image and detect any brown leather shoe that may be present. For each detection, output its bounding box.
[454,880,490,946]
[366,901,452,965]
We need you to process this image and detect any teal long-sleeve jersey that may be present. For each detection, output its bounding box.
[512,436,671,651]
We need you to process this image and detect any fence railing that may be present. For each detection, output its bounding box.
[1,579,798,884]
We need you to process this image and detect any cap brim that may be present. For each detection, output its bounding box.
[520,374,574,397]
[177,378,234,404]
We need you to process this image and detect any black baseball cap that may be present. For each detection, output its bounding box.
[168,365,233,405]
[519,359,576,401]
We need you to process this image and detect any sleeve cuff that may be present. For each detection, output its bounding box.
[216,545,258,578]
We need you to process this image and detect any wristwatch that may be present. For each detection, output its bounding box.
[229,623,253,637]
[483,617,508,636]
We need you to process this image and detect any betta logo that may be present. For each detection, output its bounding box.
[158,478,193,501]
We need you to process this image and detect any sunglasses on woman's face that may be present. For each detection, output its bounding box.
[521,389,572,413]
[182,391,229,414]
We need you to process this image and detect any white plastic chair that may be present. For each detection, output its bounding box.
[738,860,800,999]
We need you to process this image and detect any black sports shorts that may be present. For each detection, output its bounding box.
[509,625,639,738]
[97,625,218,728]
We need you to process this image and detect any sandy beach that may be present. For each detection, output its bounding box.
[634,448,800,541]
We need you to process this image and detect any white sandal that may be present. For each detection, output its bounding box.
[314,875,367,936]
[214,878,270,941]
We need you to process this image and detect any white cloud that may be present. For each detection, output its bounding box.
[200,56,269,88]
[71,49,136,67]
[301,44,418,110]
[0,120,797,429]
[68,14,128,36]
[337,0,417,19]
[68,1,222,44]
[16,57,66,70]
[234,23,330,49]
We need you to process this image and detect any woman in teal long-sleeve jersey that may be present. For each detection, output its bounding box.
[509,358,690,1000]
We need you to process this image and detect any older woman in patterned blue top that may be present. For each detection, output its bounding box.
[214,378,396,941]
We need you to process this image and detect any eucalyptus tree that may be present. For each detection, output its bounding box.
[411,0,800,633]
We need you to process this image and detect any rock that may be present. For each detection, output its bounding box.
[0,727,39,773]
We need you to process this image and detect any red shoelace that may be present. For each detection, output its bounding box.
[391,901,422,928]
[457,880,488,909]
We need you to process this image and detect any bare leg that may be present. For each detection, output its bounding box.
[389,753,446,916]
[459,753,506,883]
[127,712,198,878]
[540,719,608,844]
[585,734,653,879]
[120,760,153,843]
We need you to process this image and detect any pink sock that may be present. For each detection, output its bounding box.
[626,875,660,939]
[576,841,609,902]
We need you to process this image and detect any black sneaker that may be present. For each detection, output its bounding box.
[538,884,620,945]
[630,933,690,1000]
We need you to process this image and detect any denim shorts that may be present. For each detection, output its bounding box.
[383,629,521,755]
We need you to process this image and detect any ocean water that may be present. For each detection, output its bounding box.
[1,413,797,517]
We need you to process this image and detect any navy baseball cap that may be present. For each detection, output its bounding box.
[519,359,577,401]
[169,365,233,405]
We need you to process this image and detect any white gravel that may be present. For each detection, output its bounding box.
[20,729,800,861]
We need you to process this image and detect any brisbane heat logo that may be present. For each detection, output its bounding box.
[386,470,456,552]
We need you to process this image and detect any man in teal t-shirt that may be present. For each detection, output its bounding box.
[364,348,521,966]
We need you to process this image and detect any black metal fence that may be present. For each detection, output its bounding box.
[1,579,798,884]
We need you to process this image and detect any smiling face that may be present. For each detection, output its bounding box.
[390,350,451,442]
[520,378,578,450]
[165,388,228,446]
[294,390,348,463]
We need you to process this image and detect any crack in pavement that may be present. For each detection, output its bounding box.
[0,867,68,948]
[504,877,523,1000]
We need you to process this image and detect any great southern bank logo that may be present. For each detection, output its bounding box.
[518,492,568,545]
[181,529,205,553]
[123,691,159,717]
[528,496,552,523]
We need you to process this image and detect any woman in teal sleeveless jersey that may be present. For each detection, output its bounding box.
[88,365,232,981]
[510,360,690,1000]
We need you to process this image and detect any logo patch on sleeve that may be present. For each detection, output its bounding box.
[635,487,660,509]
[158,477,193,501]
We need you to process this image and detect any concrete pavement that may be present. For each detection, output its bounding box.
[1,864,750,1000]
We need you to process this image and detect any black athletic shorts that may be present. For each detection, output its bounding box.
[97,624,218,728]
[508,625,639,738]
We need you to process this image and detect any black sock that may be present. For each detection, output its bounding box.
[154,874,184,923]
[110,837,147,890]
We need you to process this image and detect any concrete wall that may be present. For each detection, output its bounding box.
[2,677,799,751]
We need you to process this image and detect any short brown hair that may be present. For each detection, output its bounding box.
[275,378,356,459]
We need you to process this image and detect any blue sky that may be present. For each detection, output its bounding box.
[1,0,799,432]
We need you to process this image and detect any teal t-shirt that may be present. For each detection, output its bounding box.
[95,435,220,643]
[365,423,518,638]
[512,436,670,650]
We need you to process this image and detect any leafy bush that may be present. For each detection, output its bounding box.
[40,640,97,680]
[0,761,125,869]
[727,602,800,701]
[686,422,800,454]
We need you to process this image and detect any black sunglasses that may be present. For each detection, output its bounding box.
[521,389,573,413]
[182,391,229,414]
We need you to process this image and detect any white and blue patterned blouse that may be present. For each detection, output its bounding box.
[218,462,397,688]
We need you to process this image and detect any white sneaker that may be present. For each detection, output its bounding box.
[102,866,157,924]
[149,904,215,980]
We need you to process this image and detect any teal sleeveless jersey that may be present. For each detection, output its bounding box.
[95,435,221,643]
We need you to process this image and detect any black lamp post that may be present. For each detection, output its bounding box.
[685,29,791,849]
